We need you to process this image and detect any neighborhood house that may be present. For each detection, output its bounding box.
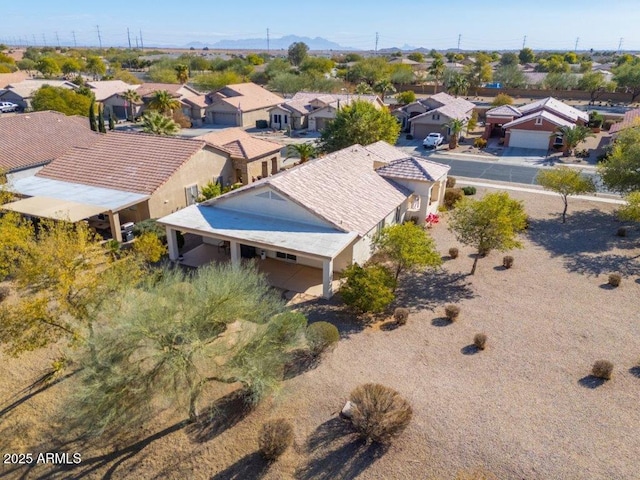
[158,141,449,298]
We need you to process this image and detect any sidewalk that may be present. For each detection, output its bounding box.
[455,178,625,205]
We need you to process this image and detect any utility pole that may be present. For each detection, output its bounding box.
[574,37,579,51]
[42,33,47,47]
[127,28,132,49]
[135,36,139,49]
[96,25,102,49]
[72,31,77,48]
[457,34,461,52]
[267,28,270,54]
[617,37,624,54]
[55,31,60,48]
[32,34,36,46]
[375,32,379,55]
[139,30,144,50]
[522,35,527,49]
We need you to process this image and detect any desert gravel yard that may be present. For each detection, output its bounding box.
[1,188,639,480]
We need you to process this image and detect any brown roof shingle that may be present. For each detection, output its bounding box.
[208,83,282,112]
[36,131,206,195]
[0,111,101,172]
[196,128,281,161]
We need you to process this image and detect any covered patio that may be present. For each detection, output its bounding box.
[159,206,357,299]
[179,243,343,297]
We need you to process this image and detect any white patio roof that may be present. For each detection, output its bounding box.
[8,176,149,212]
[158,205,358,260]
[2,196,106,222]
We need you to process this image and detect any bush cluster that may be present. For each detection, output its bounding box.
[502,256,514,269]
[444,304,460,321]
[306,321,340,355]
[0,286,10,303]
[591,360,613,380]
[462,186,477,196]
[473,333,487,350]
[449,247,459,259]
[446,176,457,188]
[258,419,294,461]
[444,188,464,209]
[340,263,396,313]
[393,307,409,325]
[349,383,413,444]
[608,273,621,287]
[474,138,487,149]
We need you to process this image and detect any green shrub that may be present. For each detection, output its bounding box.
[306,321,340,354]
[340,264,396,313]
[474,138,487,149]
[133,219,184,248]
[349,383,413,445]
[462,186,477,196]
[444,188,464,209]
[602,119,615,131]
[258,418,294,461]
[473,333,487,350]
[608,273,621,287]
[446,176,457,188]
[591,360,613,380]
[444,304,460,321]
[449,247,459,259]
[502,255,514,269]
[393,307,409,325]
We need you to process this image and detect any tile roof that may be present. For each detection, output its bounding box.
[135,83,202,99]
[0,71,31,89]
[519,97,588,123]
[196,128,282,160]
[428,92,458,107]
[87,80,135,101]
[376,157,450,182]
[486,105,522,117]
[211,143,413,235]
[36,131,206,195]
[273,92,381,116]
[208,83,283,112]
[503,110,574,129]
[4,79,77,99]
[364,140,412,162]
[609,108,640,134]
[0,111,101,172]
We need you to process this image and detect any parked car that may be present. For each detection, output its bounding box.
[423,132,444,148]
[0,102,19,113]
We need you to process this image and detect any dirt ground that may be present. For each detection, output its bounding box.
[1,188,639,480]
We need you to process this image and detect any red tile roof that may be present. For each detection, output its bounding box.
[0,111,101,172]
[36,131,206,195]
[609,108,640,134]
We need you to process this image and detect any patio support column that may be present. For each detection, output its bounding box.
[166,227,179,261]
[108,211,122,242]
[322,258,333,299]
[230,241,241,267]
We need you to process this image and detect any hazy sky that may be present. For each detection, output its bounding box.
[2,0,639,51]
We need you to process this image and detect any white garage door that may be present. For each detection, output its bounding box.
[508,130,551,150]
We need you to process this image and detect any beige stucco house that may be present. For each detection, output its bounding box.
[196,128,283,184]
[394,92,475,139]
[269,92,384,131]
[0,79,77,110]
[158,141,449,298]
[5,131,232,241]
[205,83,283,127]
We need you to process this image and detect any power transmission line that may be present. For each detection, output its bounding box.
[457,34,461,51]
[72,31,77,48]
[139,29,144,49]
[42,33,47,47]
[522,35,527,49]
[375,32,379,54]
[574,37,579,51]
[267,27,270,54]
[127,28,132,49]
[617,37,624,54]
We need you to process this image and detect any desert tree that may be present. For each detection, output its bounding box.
[122,88,141,121]
[142,111,180,135]
[287,41,309,67]
[445,118,467,149]
[598,126,640,194]
[319,100,400,153]
[286,142,318,163]
[175,63,189,84]
[553,125,594,156]
[373,222,442,281]
[373,79,396,102]
[428,56,445,93]
[448,192,528,275]
[65,265,306,435]
[536,166,596,223]
[617,191,640,221]
[148,89,180,116]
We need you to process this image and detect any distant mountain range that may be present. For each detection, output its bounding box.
[185,35,357,51]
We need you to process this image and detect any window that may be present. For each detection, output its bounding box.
[273,114,282,124]
[395,206,402,223]
[408,194,421,211]
[376,218,385,234]
[284,115,288,124]
[432,114,440,120]
[535,117,543,126]
[276,251,297,262]
[185,184,199,206]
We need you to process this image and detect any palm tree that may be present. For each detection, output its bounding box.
[286,142,318,164]
[122,89,141,121]
[142,111,180,136]
[428,57,445,94]
[445,118,467,150]
[552,125,594,156]
[448,74,469,97]
[175,64,189,84]
[149,90,181,117]
[373,79,396,102]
